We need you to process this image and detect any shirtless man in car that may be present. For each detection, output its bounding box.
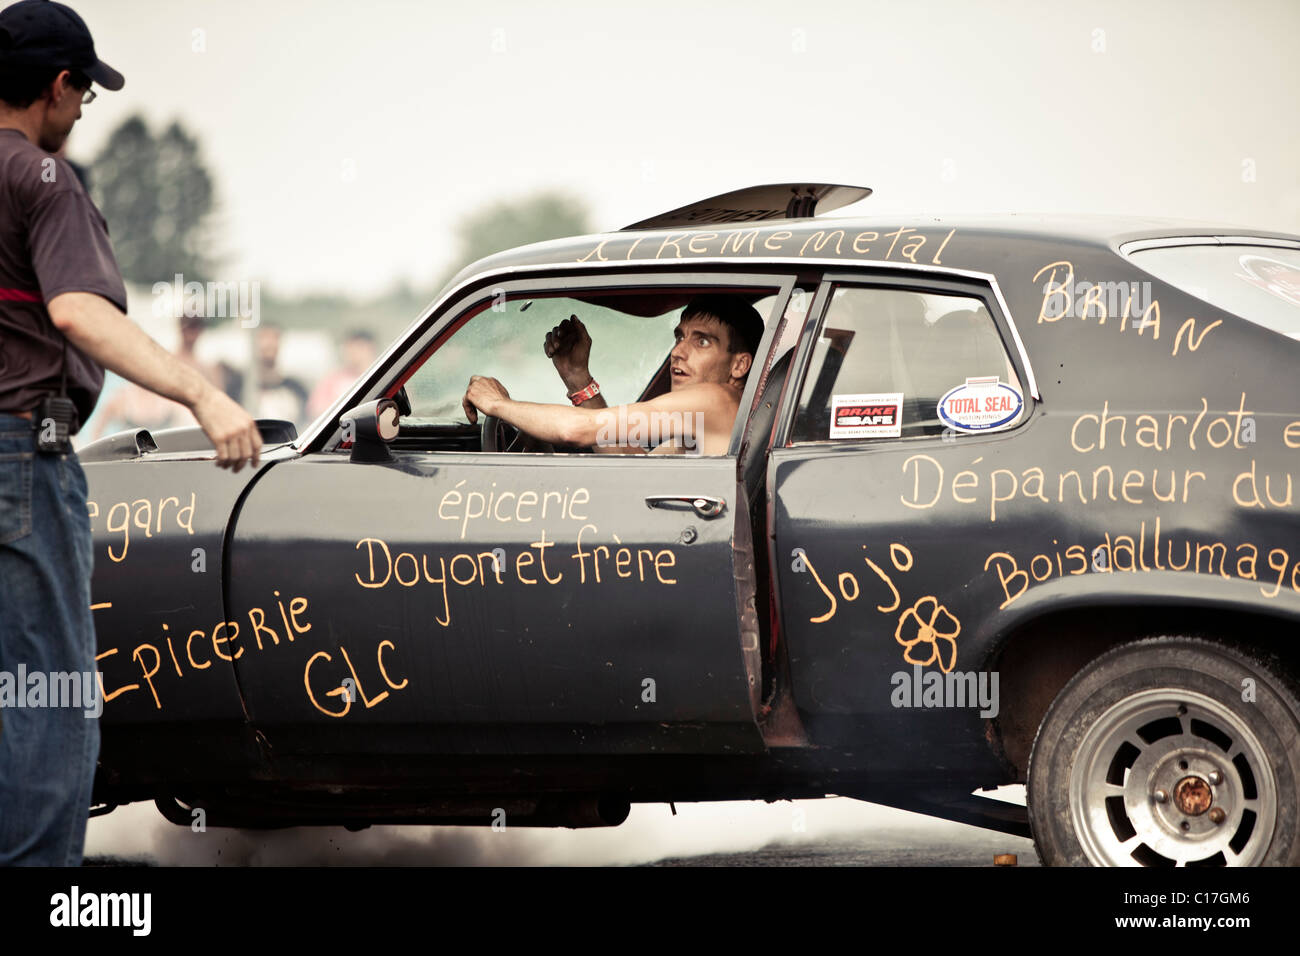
[462,295,764,456]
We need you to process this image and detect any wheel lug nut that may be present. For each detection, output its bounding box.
[1153,789,1169,804]
[1209,807,1226,825]
[1208,771,1223,786]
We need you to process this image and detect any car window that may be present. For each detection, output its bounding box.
[403,294,679,424]
[1129,245,1300,340]
[403,289,780,426]
[790,286,1024,442]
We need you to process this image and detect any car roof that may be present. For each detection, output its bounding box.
[445,209,1300,292]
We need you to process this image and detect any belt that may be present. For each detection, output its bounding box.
[0,410,34,420]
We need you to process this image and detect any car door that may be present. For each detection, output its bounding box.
[226,269,794,758]
[768,270,1039,762]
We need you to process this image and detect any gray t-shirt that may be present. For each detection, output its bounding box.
[0,127,127,426]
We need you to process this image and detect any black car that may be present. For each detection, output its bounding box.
[81,183,1300,866]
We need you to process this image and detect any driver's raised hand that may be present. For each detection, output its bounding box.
[543,315,592,390]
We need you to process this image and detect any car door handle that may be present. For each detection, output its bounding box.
[644,494,726,518]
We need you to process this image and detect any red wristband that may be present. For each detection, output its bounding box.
[568,379,600,405]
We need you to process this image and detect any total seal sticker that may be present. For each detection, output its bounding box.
[937,377,1023,433]
[830,392,903,439]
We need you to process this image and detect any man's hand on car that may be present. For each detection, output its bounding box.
[47,291,264,472]
[191,387,263,472]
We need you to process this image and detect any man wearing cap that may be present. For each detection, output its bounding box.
[0,0,262,865]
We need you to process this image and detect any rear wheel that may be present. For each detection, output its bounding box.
[1027,637,1300,866]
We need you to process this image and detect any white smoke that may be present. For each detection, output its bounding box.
[85,790,1032,865]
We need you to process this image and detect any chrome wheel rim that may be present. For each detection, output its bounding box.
[1069,688,1276,866]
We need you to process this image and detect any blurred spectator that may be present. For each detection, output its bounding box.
[307,328,377,420]
[254,323,308,424]
[178,314,243,399]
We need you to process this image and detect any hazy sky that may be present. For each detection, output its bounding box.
[68,0,1300,298]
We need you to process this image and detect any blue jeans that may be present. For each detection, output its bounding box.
[0,413,98,866]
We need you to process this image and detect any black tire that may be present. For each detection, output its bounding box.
[1027,636,1300,866]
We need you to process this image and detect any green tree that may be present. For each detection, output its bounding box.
[90,114,217,284]
[443,192,592,282]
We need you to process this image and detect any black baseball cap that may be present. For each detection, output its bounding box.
[0,0,123,91]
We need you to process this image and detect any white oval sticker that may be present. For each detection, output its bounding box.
[937,377,1023,433]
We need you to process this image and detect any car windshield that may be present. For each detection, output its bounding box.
[1129,244,1300,340]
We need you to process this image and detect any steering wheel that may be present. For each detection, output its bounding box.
[480,415,555,453]
[480,414,516,452]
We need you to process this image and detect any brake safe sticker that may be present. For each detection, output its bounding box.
[830,392,903,439]
[937,377,1023,433]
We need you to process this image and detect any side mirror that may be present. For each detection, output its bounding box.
[339,399,400,463]
[394,385,413,417]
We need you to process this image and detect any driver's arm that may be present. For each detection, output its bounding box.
[463,376,731,451]
[463,375,630,449]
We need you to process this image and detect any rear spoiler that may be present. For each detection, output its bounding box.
[621,182,871,231]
